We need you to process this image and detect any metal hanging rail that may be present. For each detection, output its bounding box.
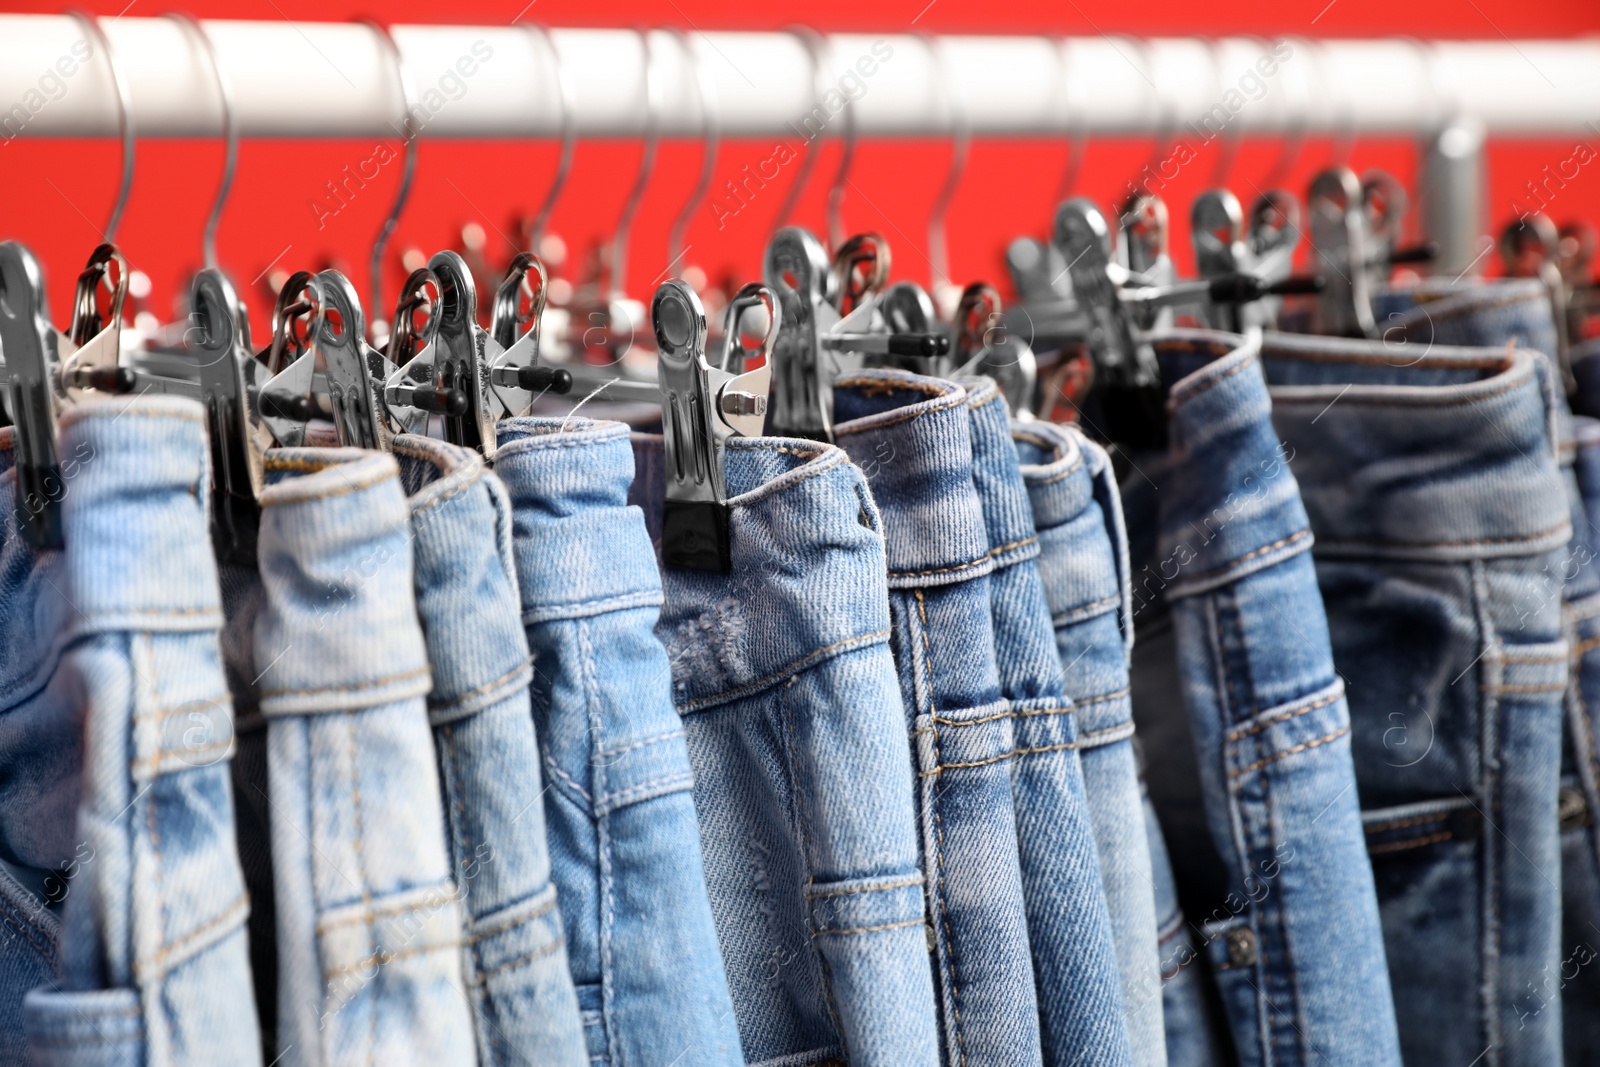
[0,16,1597,140]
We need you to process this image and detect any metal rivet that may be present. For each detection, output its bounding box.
[1226,927,1258,968]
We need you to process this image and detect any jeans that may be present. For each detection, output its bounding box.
[1247,328,1570,1067]
[4,397,260,1066]
[250,448,476,1067]
[1146,793,1228,1067]
[1009,416,1165,1066]
[1370,278,1562,365]
[496,417,743,1067]
[834,369,1043,1067]
[956,378,1133,1067]
[629,425,939,1067]
[390,434,587,1067]
[1563,416,1600,1062]
[1140,333,1405,1066]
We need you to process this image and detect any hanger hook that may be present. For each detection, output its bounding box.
[521,24,576,255]
[1205,38,1242,189]
[924,34,968,311]
[772,26,826,237]
[667,29,720,283]
[1052,37,1089,203]
[71,10,134,244]
[368,20,419,344]
[610,27,662,300]
[824,35,858,250]
[166,14,236,274]
[1263,36,1309,191]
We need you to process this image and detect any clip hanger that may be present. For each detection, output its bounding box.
[381,266,469,436]
[0,242,67,548]
[952,282,1038,419]
[819,233,950,364]
[657,280,774,573]
[427,251,500,456]
[59,244,137,399]
[488,252,574,417]
[189,268,268,562]
[764,226,840,440]
[258,272,326,446]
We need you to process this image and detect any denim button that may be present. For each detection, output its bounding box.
[1226,927,1258,968]
[925,922,937,954]
[1560,785,1591,831]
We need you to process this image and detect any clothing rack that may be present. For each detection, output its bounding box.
[2,16,1597,271]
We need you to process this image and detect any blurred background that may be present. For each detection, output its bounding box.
[1,0,1597,340]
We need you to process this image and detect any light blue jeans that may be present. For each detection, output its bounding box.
[392,434,588,1067]
[834,370,1043,1067]
[8,396,260,1065]
[497,417,744,1067]
[629,425,939,1067]
[1012,416,1169,1067]
[251,447,477,1067]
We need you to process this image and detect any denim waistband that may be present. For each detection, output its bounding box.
[630,431,891,713]
[254,448,431,714]
[1147,334,1315,599]
[1372,277,1559,358]
[833,369,991,587]
[1157,329,1571,561]
[956,377,1042,570]
[391,434,532,718]
[0,396,223,705]
[496,417,665,625]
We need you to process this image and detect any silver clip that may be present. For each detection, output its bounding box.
[656,280,771,572]
[1309,166,1375,338]
[190,268,268,562]
[258,272,325,448]
[763,226,840,439]
[381,267,462,436]
[488,252,573,417]
[312,270,392,451]
[0,241,66,548]
[428,250,500,456]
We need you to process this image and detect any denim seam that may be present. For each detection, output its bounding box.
[1175,529,1312,587]
[463,888,558,945]
[522,589,664,625]
[1469,558,1503,1062]
[674,629,891,714]
[803,876,924,899]
[315,884,462,931]
[494,424,631,456]
[1170,349,1257,404]
[593,773,697,816]
[134,893,250,984]
[441,721,485,1002]
[259,466,394,501]
[597,727,687,760]
[929,702,1072,727]
[722,442,850,507]
[1314,519,1572,552]
[1270,368,1533,409]
[0,892,56,963]
[1261,345,1507,371]
[260,665,431,700]
[322,937,465,982]
[1224,689,1343,742]
[833,395,966,435]
[783,682,848,1043]
[813,917,926,938]
[1226,727,1350,780]
[915,588,967,1067]
[427,657,534,712]
[1368,830,1455,854]
[1051,593,1121,626]
[577,617,621,1062]
[471,934,567,985]
[542,755,593,806]
[1259,752,1307,1060]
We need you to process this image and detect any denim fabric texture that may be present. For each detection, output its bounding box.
[1562,415,1600,1062]
[2,397,260,1066]
[1144,332,1404,1066]
[1009,416,1166,1066]
[1145,793,1227,1067]
[1244,328,1570,1067]
[1370,278,1562,364]
[391,434,588,1067]
[629,425,939,1067]
[954,378,1134,1067]
[496,417,743,1067]
[832,369,1043,1067]
[0,429,69,1065]
[251,447,476,1067]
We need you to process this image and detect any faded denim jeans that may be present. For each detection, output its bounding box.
[630,426,940,1067]
[6,397,261,1065]
[498,417,743,1067]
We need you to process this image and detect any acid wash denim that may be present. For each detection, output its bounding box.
[955,378,1134,1067]
[0,397,260,1066]
[249,448,476,1067]
[1247,329,1570,1067]
[1140,334,1404,1066]
[628,427,939,1067]
[390,434,587,1067]
[495,417,743,1067]
[833,369,1043,1067]
[1008,415,1166,1067]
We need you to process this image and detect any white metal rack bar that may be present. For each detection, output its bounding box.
[0,16,1597,140]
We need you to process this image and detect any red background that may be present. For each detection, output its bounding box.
[3,0,1598,337]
